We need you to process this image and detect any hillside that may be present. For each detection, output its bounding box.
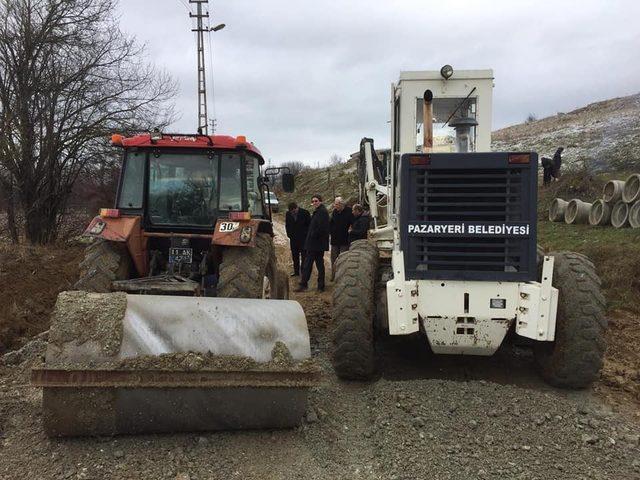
[493,93,640,171]
[278,159,360,208]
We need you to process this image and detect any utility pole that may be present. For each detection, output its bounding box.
[189,0,209,134]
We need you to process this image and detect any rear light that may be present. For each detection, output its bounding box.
[111,134,123,146]
[508,153,530,164]
[229,211,251,221]
[408,154,431,166]
[99,208,121,218]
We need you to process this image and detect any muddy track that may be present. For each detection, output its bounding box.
[0,223,639,479]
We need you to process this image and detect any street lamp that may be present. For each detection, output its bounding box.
[210,23,225,32]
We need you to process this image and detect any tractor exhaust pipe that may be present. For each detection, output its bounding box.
[422,89,433,153]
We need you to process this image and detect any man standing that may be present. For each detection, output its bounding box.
[329,196,353,281]
[285,201,310,277]
[296,194,330,292]
[348,204,370,244]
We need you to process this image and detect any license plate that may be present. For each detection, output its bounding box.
[169,247,193,264]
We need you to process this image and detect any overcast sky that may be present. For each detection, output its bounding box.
[119,0,640,166]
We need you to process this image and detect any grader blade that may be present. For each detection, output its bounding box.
[32,291,319,437]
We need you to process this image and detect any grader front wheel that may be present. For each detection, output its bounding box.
[331,240,379,380]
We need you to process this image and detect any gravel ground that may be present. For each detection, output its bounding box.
[0,224,639,479]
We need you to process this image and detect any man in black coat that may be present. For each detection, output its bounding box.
[285,201,311,276]
[329,196,353,281]
[296,194,330,292]
[348,204,370,244]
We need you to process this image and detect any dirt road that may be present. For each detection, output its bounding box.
[1,224,639,479]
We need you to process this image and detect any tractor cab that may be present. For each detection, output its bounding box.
[113,132,287,232]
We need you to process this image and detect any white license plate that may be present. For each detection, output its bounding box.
[169,247,193,264]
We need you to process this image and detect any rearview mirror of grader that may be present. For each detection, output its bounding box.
[331,67,607,389]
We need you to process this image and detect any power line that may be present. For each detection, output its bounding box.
[176,0,191,12]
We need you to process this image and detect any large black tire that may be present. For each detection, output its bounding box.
[74,239,131,293]
[534,251,607,389]
[331,239,379,380]
[218,233,283,299]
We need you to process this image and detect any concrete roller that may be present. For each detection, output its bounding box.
[32,292,319,437]
[622,174,640,203]
[588,199,612,226]
[611,201,630,228]
[548,198,568,222]
[564,199,591,224]
[602,180,625,204]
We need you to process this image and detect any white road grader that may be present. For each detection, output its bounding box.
[332,67,606,388]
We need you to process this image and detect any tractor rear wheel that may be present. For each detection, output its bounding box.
[331,240,379,380]
[533,251,607,389]
[218,233,285,299]
[74,239,131,293]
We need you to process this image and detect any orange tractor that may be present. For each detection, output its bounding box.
[32,132,316,436]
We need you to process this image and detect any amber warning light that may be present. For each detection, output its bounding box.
[508,153,530,164]
[99,208,121,218]
[229,211,251,221]
[408,154,431,166]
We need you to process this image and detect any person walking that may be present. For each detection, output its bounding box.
[296,195,330,292]
[348,204,370,244]
[285,201,311,277]
[329,196,353,281]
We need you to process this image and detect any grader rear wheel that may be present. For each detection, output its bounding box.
[534,251,607,389]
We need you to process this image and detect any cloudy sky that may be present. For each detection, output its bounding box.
[119,0,640,166]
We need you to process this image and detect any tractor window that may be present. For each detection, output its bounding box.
[118,152,145,209]
[148,153,218,226]
[219,153,243,211]
[245,155,263,216]
[416,96,477,152]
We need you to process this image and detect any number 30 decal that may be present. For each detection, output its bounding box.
[219,221,240,233]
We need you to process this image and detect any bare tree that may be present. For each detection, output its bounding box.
[0,0,176,244]
[525,113,537,123]
[329,154,344,166]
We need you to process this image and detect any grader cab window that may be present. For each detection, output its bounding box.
[416,96,478,152]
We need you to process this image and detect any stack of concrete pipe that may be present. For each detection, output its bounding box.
[548,174,640,228]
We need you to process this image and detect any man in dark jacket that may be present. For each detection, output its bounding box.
[348,204,369,244]
[296,194,330,292]
[329,196,353,281]
[285,201,311,276]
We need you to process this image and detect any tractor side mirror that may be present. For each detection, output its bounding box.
[282,173,295,192]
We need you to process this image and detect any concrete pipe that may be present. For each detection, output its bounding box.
[549,198,568,222]
[565,199,592,225]
[622,174,640,203]
[611,201,630,228]
[602,180,625,204]
[588,199,612,226]
[629,201,640,229]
